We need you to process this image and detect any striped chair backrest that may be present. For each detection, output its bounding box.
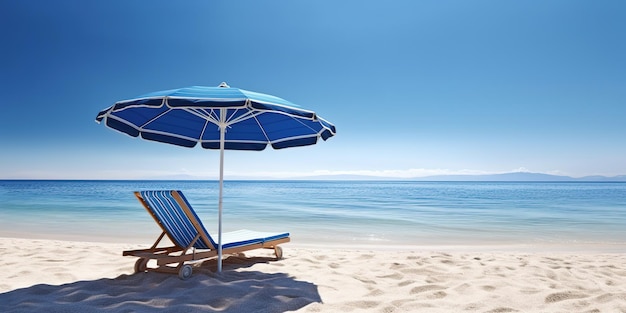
[137,190,216,249]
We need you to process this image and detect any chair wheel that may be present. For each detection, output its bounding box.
[178,264,193,280]
[134,258,148,273]
[274,246,283,259]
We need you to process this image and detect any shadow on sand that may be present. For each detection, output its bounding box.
[0,255,321,313]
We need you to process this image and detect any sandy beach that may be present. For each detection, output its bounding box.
[0,238,625,312]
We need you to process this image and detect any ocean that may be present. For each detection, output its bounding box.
[1,180,625,250]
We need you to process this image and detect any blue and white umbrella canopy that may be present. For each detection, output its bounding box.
[96,83,336,150]
[96,83,336,272]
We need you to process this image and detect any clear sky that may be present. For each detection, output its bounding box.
[1,1,625,179]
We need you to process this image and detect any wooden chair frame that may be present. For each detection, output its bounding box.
[123,191,289,279]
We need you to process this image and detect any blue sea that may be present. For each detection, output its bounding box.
[1,180,625,250]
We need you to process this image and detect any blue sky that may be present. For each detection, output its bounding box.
[1,1,625,179]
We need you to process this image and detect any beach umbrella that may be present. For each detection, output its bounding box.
[96,82,336,272]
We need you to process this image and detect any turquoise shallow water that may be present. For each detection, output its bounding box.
[1,180,625,249]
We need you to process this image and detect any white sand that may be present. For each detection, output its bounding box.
[1,237,626,312]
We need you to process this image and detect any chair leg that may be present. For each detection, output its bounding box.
[134,258,149,273]
[274,246,283,259]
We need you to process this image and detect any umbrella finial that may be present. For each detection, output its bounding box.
[218,82,230,88]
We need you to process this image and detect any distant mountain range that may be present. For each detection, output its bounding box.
[144,172,626,181]
[411,172,626,182]
[289,172,626,182]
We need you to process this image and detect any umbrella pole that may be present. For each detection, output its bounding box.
[217,114,225,273]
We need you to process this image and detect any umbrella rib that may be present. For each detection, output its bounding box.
[251,114,272,143]
[198,116,211,143]
[186,108,218,125]
[296,115,319,132]
[103,115,141,134]
[271,133,319,144]
[139,107,172,130]
[227,110,262,126]
[142,128,200,142]
[187,108,221,127]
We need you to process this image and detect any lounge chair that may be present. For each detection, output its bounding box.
[123,190,290,279]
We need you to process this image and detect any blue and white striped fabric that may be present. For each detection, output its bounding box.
[96,84,336,151]
[139,190,289,250]
[140,190,212,249]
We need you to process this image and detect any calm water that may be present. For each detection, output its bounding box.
[1,180,625,249]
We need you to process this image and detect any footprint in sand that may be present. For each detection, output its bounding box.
[377,272,403,280]
[545,291,588,303]
[302,258,320,265]
[366,288,385,297]
[390,262,406,270]
[453,283,470,292]
[358,254,374,260]
[544,270,557,280]
[481,285,496,292]
[328,263,340,269]
[343,300,380,310]
[353,276,377,284]
[8,270,32,279]
[427,291,447,299]
[484,307,518,313]
[53,272,76,281]
[519,287,542,295]
[463,302,484,311]
[594,293,626,303]
[410,284,445,294]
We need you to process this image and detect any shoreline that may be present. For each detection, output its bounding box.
[3,231,626,253]
[2,236,626,312]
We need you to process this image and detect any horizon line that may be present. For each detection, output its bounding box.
[2,171,625,182]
